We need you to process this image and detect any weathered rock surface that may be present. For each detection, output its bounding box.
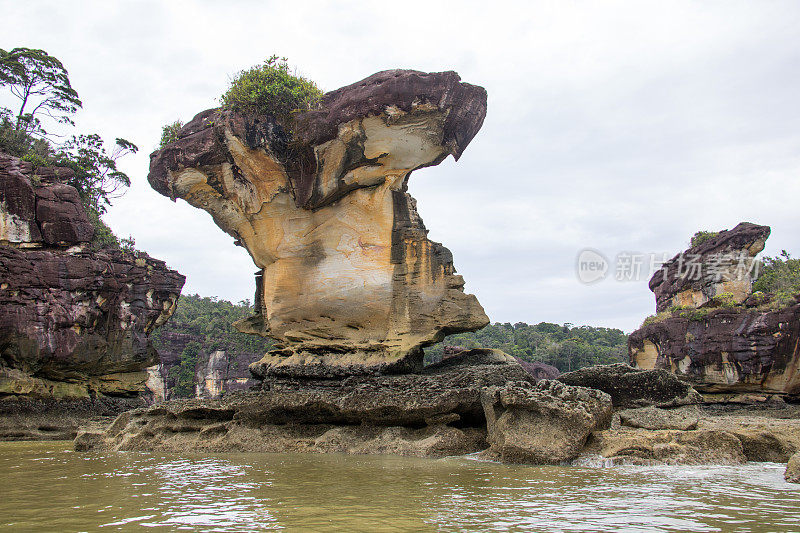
[786,452,800,483]
[586,428,747,465]
[481,380,612,464]
[0,395,144,441]
[0,154,93,246]
[585,404,800,465]
[148,70,489,374]
[514,357,561,380]
[697,404,800,462]
[629,222,800,395]
[629,304,800,395]
[0,152,185,437]
[557,363,702,408]
[79,350,531,457]
[618,405,700,431]
[650,222,770,313]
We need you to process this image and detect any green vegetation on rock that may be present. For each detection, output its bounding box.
[0,46,137,250]
[152,294,273,398]
[690,230,720,247]
[753,250,800,307]
[220,55,322,128]
[424,322,627,372]
[159,119,184,148]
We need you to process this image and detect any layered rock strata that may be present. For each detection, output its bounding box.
[0,153,185,438]
[558,363,702,408]
[649,222,770,313]
[628,222,800,396]
[79,351,800,468]
[77,350,533,456]
[148,70,489,374]
[583,403,800,466]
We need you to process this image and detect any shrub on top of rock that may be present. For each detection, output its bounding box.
[690,230,720,247]
[159,120,184,148]
[219,55,322,129]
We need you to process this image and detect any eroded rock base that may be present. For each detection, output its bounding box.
[79,350,531,457]
[1,395,146,441]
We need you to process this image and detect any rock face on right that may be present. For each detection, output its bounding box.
[628,222,800,396]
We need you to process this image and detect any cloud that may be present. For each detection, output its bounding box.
[4,0,800,332]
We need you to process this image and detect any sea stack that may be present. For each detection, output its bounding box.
[148,70,490,375]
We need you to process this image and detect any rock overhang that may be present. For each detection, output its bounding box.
[147,69,490,373]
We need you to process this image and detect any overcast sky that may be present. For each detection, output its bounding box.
[4,1,800,332]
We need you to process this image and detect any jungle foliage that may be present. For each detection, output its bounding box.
[424,322,628,372]
[152,294,273,398]
[753,250,800,307]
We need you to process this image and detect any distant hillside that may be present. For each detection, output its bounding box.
[153,295,628,398]
[151,294,272,398]
[424,322,628,372]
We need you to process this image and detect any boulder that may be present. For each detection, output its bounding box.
[786,452,800,483]
[0,154,93,246]
[481,380,613,464]
[586,428,747,465]
[148,69,490,374]
[618,405,700,431]
[515,358,561,380]
[557,363,702,408]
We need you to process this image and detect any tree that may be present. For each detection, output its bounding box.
[0,47,138,250]
[0,47,82,138]
[56,133,138,215]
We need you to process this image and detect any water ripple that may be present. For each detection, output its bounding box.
[0,442,798,532]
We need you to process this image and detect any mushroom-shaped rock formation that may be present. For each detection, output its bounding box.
[149,70,490,375]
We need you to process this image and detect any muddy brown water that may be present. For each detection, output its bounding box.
[1,441,798,532]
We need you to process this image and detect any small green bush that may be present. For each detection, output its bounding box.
[641,312,672,327]
[220,55,322,129]
[159,120,184,148]
[710,292,738,308]
[752,250,800,307]
[690,230,721,248]
[678,308,710,322]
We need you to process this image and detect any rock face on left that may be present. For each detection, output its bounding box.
[0,153,185,439]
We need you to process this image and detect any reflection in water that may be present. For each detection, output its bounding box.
[1,441,798,532]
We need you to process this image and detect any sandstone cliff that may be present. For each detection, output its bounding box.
[629,223,800,397]
[147,329,261,401]
[0,153,185,438]
[148,70,489,375]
